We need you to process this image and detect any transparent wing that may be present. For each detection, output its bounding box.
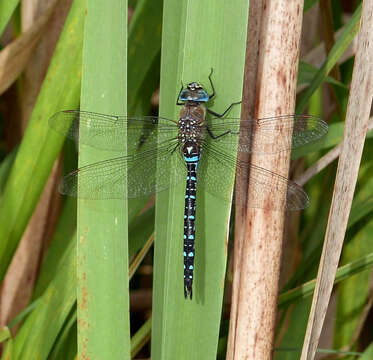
[206,114,328,154]
[60,140,186,199]
[49,110,178,151]
[197,141,309,211]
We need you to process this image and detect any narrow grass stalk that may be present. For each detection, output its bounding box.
[228,1,304,359]
[131,317,152,358]
[300,2,373,358]
[296,3,362,114]
[77,0,130,359]
[278,252,373,308]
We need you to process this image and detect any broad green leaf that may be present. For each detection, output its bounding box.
[77,0,130,359]
[152,1,248,359]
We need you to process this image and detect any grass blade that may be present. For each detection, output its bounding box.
[278,252,373,308]
[77,0,130,358]
[296,4,361,114]
[152,1,249,359]
[131,317,152,358]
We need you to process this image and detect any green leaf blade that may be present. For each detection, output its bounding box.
[152,1,249,359]
[77,0,130,359]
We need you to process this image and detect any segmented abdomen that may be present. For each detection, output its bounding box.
[183,150,199,299]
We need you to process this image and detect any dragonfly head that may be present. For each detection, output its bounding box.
[179,82,210,103]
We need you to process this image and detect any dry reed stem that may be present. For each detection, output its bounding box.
[300,1,373,358]
[21,0,73,127]
[228,1,304,359]
[0,163,61,329]
[228,0,263,358]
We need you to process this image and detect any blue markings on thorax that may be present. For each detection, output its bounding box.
[183,145,200,299]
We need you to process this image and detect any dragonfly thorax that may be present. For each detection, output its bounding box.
[178,114,204,146]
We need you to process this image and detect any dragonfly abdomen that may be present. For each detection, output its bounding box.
[183,145,200,299]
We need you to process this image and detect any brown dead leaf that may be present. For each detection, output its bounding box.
[0,0,58,96]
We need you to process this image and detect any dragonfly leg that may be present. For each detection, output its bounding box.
[206,126,233,140]
[176,81,184,105]
[171,142,180,154]
[207,68,215,99]
[207,100,242,118]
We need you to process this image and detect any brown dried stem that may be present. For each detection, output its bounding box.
[228,1,304,359]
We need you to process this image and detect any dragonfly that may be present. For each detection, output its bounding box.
[49,69,328,299]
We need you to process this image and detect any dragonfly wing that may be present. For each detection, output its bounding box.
[240,163,309,211]
[206,115,328,154]
[198,141,309,210]
[60,140,185,199]
[49,110,178,151]
[291,115,328,148]
[196,143,237,202]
